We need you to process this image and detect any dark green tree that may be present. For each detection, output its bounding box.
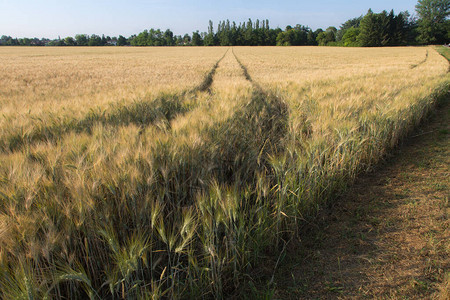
[307,29,318,45]
[174,35,183,46]
[336,16,362,41]
[316,27,337,46]
[20,38,32,46]
[358,9,412,46]
[191,31,203,46]
[101,34,107,46]
[415,0,450,44]
[358,9,385,46]
[88,34,102,46]
[163,29,175,46]
[117,35,128,46]
[204,20,216,46]
[276,25,310,46]
[65,36,76,46]
[182,34,191,45]
[342,27,361,46]
[75,34,88,46]
[244,18,254,45]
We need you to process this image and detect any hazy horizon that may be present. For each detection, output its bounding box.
[1,0,418,39]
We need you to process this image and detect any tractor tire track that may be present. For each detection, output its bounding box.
[1,49,229,153]
[232,48,261,89]
[146,48,290,208]
[231,47,290,171]
[410,49,429,69]
[192,48,228,93]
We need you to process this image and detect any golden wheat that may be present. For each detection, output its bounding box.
[0,47,225,133]
[0,46,448,299]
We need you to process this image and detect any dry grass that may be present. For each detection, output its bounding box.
[0,46,448,299]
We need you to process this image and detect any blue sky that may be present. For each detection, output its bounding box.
[0,0,418,38]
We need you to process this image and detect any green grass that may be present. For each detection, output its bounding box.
[436,46,450,62]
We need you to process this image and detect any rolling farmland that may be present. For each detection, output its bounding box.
[0,46,448,299]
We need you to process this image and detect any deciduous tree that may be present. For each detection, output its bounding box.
[415,0,450,44]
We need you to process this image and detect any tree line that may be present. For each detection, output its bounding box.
[0,34,123,47]
[1,0,448,47]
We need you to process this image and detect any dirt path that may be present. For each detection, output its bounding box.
[272,98,449,299]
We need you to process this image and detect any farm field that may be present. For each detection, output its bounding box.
[0,46,448,299]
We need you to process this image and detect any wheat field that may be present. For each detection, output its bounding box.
[0,46,448,299]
